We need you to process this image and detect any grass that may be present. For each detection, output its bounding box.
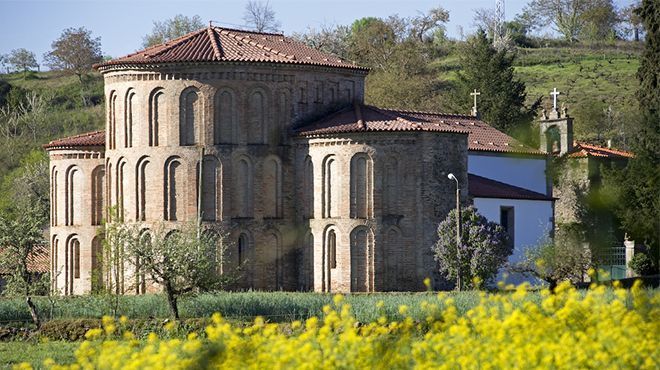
[0,341,77,369]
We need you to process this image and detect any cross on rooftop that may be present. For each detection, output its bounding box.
[470,89,481,110]
[551,88,560,110]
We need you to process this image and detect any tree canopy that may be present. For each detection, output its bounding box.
[44,27,102,82]
[142,15,205,48]
[243,0,281,33]
[5,49,39,75]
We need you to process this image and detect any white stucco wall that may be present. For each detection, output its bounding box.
[468,153,548,194]
[473,197,554,285]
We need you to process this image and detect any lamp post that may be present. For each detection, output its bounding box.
[447,173,461,291]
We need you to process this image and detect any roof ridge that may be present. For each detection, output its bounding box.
[212,25,284,37]
[374,106,479,120]
[207,27,223,60]
[575,141,633,155]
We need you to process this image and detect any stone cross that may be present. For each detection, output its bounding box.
[470,89,481,111]
[551,88,560,110]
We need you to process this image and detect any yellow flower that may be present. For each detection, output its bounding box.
[423,277,432,289]
[398,305,408,315]
[333,294,344,306]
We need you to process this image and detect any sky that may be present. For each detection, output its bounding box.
[0,0,638,65]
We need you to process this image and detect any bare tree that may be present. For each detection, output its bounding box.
[44,27,102,83]
[243,0,281,33]
[142,15,205,48]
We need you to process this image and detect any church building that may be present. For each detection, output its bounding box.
[44,26,557,294]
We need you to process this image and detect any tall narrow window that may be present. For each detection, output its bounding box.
[73,238,80,279]
[235,157,253,218]
[116,159,127,221]
[108,91,117,149]
[350,154,372,219]
[180,88,201,146]
[65,166,81,226]
[322,155,337,218]
[276,90,291,144]
[51,167,58,226]
[383,158,399,215]
[124,89,135,148]
[263,157,282,218]
[214,90,236,144]
[328,229,337,269]
[384,227,402,291]
[247,90,266,144]
[303,156,314,218]
[263,232,282,290]
[106,162,113,222]
[199,156,219,221]
[149,88,165,147]
[164,157,184,221]
[91,236,103,292]
[91,166,105,225]
[136,157,150,221]
[500,206,515,248]
[238,234,247,265]
[51,235,58,292]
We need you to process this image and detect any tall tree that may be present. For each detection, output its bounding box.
[605,0,659,264]
[453,30,538,136]
[142,15,204,48]
[5,49,39,77]
[522,0,619,42]
[243,0,281,33]
[44,27,102,83]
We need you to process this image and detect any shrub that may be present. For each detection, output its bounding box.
[629,253,657,276]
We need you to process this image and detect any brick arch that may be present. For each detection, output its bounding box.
[263,155,282,218]
[233,155,254,218]
[322,224,339,292]
[197,155,221,221]
[64,165,83,226]
[213,88,238,144]
[350,153,373,219]
[124,88,136,148]
[350,225,374,292]
[164,156,185,221]
[179,86,203,146]
[91,165,105,226]
[245,86,270,144]
[381,226,403,291]
[108,90,117,149]
[148,87,166,146]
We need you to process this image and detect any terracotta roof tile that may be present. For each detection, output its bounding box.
[567,142,634,159]
[0,245,49,274]
[43,130,105,150]
[296,105,543,155]
[469,174,554,201]
[95,26,367,72]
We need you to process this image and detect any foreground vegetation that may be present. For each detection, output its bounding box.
[10,282,658,369]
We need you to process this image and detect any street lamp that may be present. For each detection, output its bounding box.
[447,173,462,291]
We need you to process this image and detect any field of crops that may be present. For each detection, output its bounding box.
[11,281,659,369]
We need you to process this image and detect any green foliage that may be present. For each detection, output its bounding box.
[628,253,657,276]
[44,27,102,82]
[4,48,39,75]
[142,14,204,48]
[452,30,538,137]
[433,206,512,289]
[0,341,77,369]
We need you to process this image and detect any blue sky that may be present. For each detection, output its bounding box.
[0,0,637,65]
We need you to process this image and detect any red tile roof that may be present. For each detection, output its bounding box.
[296,105,543,155]
[0,245,49,274]
[95,26,367,72]
[567,142,634,159]
[43,130,105,150]
[469,174,554,201]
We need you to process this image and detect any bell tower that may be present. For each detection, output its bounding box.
[539,88,573,155]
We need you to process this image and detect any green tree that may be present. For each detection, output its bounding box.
[0,190,48,326]
[453,30,538,136]
[433,206,511,290]
[142,15,204,48]
[44,27,103,83]
[5,48,39,77]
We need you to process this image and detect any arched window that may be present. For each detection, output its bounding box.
[51,167,58,226]
[238,233,248,266]
[323,227,337,292]
[263,156,282,218]
[263,232,282,290]
[276,90,291,145]
[180,87,201,146]
[108,91,117,149]
[198,156,220,221]
[303,231,314,291]
[149,88,165,147]
[91,166,105,225]
[214,89,236,144]
[234,156,253,218]
[322,155,337,218]
[237,232,253,288]
[91,236,103,292]
[328,229,337,269]
[350,153,373,219]
[164,157,184,221]
[545,125,562,154]
[247,90,266,144]
[135,157,150,221]
[303,156,314,219]
[66,236,80,295]
[350,227,373,292]
[383,157,399,215]
[51,235,58,292]
[116,159,127,221]
[65,166,82,226]
[383,227,403,291]
[124,89,135,148]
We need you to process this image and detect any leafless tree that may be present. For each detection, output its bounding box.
[243,0,281,33]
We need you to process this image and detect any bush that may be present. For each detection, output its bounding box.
[629,253,657,276]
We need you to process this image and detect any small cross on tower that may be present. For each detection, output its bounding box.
[470,89,481,117]
[551,88,560,111]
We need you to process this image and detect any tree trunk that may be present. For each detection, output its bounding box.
[26,296,40,328]
[165,282,179,320]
